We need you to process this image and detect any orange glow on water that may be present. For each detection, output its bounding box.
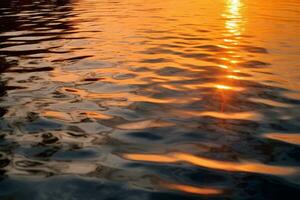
[215,84,232,90]
[1,0,300,196]
[43,110,72,121]
[124,152,298,176]
[215,84,244,92]
[160,181,224,195]
[224,0,244,37]
[218,64,229,69]
[263,133,300,145]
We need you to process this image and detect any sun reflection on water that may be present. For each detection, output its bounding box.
[221,0,244,62]
[223,0,244,38]
[215,0,245,95]
[225,0,243,35]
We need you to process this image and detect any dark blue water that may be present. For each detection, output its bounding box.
[0,0,300,199]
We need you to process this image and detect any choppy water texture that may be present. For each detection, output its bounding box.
[0,0,300,199]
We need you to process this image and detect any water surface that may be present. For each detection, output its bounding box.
[1,0,300,199]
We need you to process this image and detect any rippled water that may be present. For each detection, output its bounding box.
[0,0,300,199]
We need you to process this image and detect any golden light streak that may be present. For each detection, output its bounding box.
[123,152,298,176]
[215,84,233,90]
[224,0,243,37]
[263,133,300,145]
[160,181,224,195]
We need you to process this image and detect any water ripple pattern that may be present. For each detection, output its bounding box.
[0,0,300,199]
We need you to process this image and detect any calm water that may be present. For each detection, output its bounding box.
[0,0,300,199]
